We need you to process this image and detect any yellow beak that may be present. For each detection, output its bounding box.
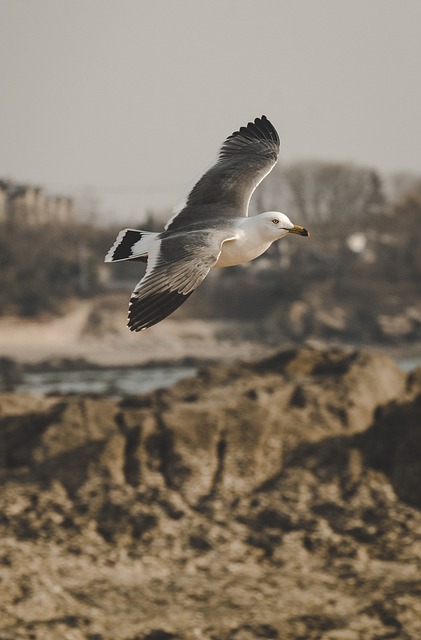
[288,225,310,237]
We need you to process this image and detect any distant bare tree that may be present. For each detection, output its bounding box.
[387,171,421,206]
[252,160,385,224]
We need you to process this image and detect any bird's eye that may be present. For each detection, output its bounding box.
[272,218,279,225]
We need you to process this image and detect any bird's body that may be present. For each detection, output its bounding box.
[105,116,309,331]
[214,232,271,268]
[212,215,279,268]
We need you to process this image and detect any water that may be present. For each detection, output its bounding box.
[15,366,197,397]
[398,357,421,373]
[11,356,421,397]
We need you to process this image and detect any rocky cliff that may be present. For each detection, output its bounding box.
[1,347,420,640]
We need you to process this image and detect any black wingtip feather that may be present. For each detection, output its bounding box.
[128,290,193,332]
[255,116,280,144]
[228,115,280,146]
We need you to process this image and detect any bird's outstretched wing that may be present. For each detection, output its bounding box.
[127,230,236,331]
[165,115,280,232]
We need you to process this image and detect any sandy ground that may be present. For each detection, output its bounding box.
[1,297,421,367]
[0,299,272,366]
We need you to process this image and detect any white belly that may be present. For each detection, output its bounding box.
[213,235,272,268]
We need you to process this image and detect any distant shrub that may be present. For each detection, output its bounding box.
[0,223,116,317]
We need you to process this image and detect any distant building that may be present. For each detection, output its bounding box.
[46,195,75,224]
[0,178,75,227]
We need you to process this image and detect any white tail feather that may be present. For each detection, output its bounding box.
[105,228,158,262]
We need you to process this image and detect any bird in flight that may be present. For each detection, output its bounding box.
[105,115,309,331]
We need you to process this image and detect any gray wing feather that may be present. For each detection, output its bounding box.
[165,116,280,232]
[128,231,234,331]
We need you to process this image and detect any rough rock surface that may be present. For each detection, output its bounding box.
[0,347,420,640]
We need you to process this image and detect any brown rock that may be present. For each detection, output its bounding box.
[0,347,420,640]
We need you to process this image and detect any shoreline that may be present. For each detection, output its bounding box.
[1,302,421,369]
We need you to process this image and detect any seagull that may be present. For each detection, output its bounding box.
[105,115,309,331]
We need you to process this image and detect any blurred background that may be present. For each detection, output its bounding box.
[0,0,421,378]
[2,4,421,639]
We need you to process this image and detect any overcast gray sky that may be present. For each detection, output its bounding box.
[1,0,420,222]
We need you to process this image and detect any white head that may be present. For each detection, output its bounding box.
[258,211,310,241]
